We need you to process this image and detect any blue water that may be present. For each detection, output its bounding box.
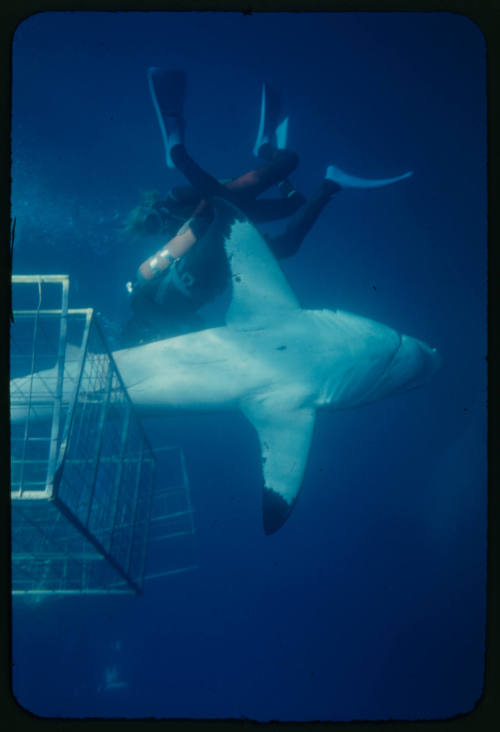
[10,11,487,721]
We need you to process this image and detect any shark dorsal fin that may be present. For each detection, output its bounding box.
[213,198,300,330]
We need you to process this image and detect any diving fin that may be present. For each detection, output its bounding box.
[253,82,289,157]
[325,164,413,189]
[148,67,186,169]
[275,116,289,150]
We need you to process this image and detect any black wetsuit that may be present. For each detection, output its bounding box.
[123,144,339,345]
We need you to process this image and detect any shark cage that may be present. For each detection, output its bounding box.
[10,275,197,596]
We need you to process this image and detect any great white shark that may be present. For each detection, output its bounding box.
[11,200,441,534]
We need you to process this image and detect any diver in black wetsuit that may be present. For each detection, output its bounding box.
[121,70,412,346]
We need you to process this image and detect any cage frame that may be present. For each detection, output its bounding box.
[10,275,159,595]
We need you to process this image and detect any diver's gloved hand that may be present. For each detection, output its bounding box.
[325,165,413,189]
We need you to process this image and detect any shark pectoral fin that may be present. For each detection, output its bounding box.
[212,197,300,330]
[241,400,316,534]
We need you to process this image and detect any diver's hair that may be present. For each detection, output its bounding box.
[122,190,162,236]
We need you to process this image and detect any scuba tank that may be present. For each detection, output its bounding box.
[129,244,194,306]
[126,244,177,301]
[137,244,176,282]
[127,204,229,306]
[136,215,196,284]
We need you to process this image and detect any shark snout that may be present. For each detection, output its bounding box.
[395,335,442,392]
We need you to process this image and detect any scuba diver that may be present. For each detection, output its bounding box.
[121,68,413,346]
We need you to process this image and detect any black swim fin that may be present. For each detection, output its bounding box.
[148,67,186,168]
[253,82,289,157]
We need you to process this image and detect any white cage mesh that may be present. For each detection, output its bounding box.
[10,276,196,595]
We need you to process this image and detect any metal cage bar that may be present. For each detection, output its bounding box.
[11,275,197,596]
[11,277,156,595]
[46,276,69,490]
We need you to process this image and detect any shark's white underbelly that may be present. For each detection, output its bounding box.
[9,197,440,536]
[113,326,298,413]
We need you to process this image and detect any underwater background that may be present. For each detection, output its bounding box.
[10,11,487,722]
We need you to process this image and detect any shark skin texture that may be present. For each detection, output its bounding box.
[10,200,441,534]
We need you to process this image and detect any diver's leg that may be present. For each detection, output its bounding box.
[266,179,340,259]
[170,78,298,203]
[170,144,233,200]
[149,66,240,199]
[150,69,298,203]
[225,147,299,201]
[245,189,307,223]
[170,142,299,207]
[148,67,229,199]
[166,185,202,207]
